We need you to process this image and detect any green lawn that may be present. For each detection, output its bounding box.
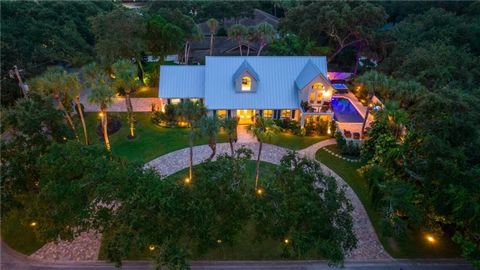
[1,209,46,255]
[316,145,461,258]
[131,86,158,98]
[82,112,228,163]
[99,161,310,260]
[268,133,330,150]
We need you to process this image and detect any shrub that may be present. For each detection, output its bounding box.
[341,141,361,157]
[151,104,178,127]
[335,131,346,149]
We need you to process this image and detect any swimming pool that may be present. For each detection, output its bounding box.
[331,97,364,123]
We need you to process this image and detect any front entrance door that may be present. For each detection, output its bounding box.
[237,109,255,125]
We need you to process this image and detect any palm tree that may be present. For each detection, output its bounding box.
[177,100,206,180]
[29,67,80,141]
[206,18,218,56]
[247,117,279,190]
[112,59,141,139]
[256,22,276,56]
[222,117,239,156]
[199,115,220,160]
[184,25,203,64]
[379,101,408,141]
[67,73,89,145]
[246,26,257,56]
[83,63,116,152]
[228,24,247,56]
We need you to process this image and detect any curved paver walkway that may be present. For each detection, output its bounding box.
[29,138,391,261]
[146,139,391,260]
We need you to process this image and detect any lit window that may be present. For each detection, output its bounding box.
[190,98,199,103]
[317,91,323,104]
[313,83,323,90]
[263,110,273,118]
[217,110,227,119]
[309,92,316,103]
[281,110,291,119]
[241,76,252,91]
[170,98,181,104]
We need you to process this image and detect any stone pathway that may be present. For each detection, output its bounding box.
[30,139,391,261]
[30,231,101,262]
[146,140,391,260]
[236,125,257,143]
[80,89,162,112]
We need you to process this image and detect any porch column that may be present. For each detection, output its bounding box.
[300,114,305,128]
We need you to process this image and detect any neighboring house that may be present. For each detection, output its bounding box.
[159,56,336,127]
[189,9,279,63]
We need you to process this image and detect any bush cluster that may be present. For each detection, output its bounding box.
[335,131,361,157]
[151,104,180,127]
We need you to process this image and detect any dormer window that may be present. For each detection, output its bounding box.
[241,76,252,91]
[312,82,323,90]
[233,60,259,93]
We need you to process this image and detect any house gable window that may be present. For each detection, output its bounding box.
[233,60,259,93]
[241,76,252,91]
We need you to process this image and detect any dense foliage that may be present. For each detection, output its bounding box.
[355,3,480,266]
[254,152,356,263]
[0,1,112,105]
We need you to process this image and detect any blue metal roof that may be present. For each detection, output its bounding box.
[232,60,260,83]
[205,56,327,110]
[159,66,205,98]
[295,59,323,89]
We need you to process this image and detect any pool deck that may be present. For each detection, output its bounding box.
[333,93,374,136]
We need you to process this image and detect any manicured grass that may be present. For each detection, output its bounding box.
[316,145,461,258]
[82,112,227,163]
[131,86,158,98]
[99,160,310,260]
[268,132,330,150]
[1,209,46,255]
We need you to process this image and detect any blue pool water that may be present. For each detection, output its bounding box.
[331,97,364,123]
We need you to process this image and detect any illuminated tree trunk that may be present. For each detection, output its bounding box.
[125,93,135,138]
[56,95,78,141]
[101,106,111,153]
[189,127,194,180]
[76,96,89,144]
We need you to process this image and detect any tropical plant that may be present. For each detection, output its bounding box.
[222,117,239,156]
[112,59,141,139]
[182,25,202,64]
[199,115,221,160]
[255,22,276,56]
[228,24,248,56]
[28,67,81,141]
[177,100,206,180]
[247,116,279,190]
[253,152,357,264]
[83,63,116,152]
[246,26,257,56]
[1,92,71,214]
[206,18,218,56]
[89,8,146,79]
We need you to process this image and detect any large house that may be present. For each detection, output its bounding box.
[159,56,339,127]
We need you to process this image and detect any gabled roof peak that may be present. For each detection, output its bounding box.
[232,60,260,82]
[295,60,322,89]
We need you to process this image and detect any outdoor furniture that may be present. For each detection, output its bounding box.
[353,132,360,140]
[344,129,352,138]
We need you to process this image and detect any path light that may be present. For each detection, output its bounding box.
[256,188,264,196]
[425,234,436,244]
[284,238,290,244]
[184,177,191,185]
[99,112,104,118]
[149,244,155,251]
[217,239,222,244]
[30,221,37,227]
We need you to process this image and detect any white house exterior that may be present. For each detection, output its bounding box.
[159,56,335,126]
